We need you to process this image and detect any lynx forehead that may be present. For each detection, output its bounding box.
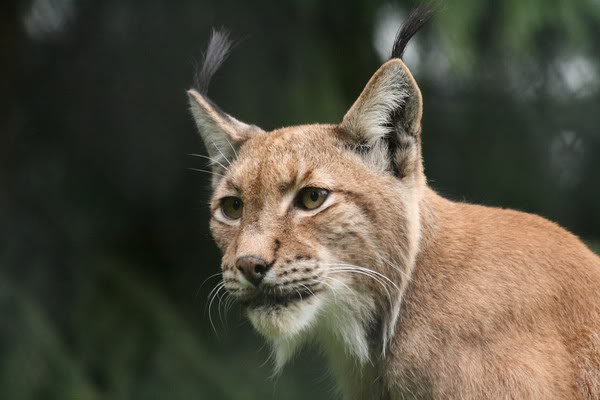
[187,7,600,400]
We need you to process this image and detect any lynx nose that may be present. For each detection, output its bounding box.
[236,256,270,287]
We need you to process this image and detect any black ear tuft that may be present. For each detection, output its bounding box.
[391,6,434,60]
[193,29,234,95]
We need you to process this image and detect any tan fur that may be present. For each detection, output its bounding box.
[189,58,600,399]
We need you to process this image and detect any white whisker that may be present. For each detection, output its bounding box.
[375,254,412,281]
[217,285,229,330]
[221,293,233,331]
[211,141,232,167]
[189,153,230,171]
[224,293,236,316]
[298,283,316,297]
[223,137,239,159]
[187,167,225,178]
[325,263,401,292]
[325,275,352,294]
[318,280,338,303]
[328,268,393,305]
[206,282,223,311]
[207,282,225,336]
[196,271,223,298]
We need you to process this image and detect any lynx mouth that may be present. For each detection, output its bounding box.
[243,285,320,309]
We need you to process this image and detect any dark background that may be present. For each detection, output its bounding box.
[1,1,599,399]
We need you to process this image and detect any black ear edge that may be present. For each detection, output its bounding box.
[384,59,424,136]
[386,61,423,177]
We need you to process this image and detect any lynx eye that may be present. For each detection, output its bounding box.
[221,197,243,219]
[297,187,329,210]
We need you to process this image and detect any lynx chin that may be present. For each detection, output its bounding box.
[187,7,600,399]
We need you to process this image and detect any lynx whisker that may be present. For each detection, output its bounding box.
[325,263,401,292]
[222,292,237,329]
[318,280,339,303]
[324,275,352,294]
[197,271,223,298]
[224,291,237,315]
[327,267,394,305]
[298,283,315,295]
[217,285,230,330]
[376,254,412,281]
[187,167,225,178]
[223,137,239,159]
[206,281,223,310]
[327,267,391,291]
[211,141,232,167]
[189,153,230,171]
[298,282,316,297]
[207,281,226,335]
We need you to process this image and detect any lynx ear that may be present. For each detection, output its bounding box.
[188,89,262,177]
[188,29,263,184]
[341,59,422,179]
[341,6,431,180]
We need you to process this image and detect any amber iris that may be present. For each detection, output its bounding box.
[221,197,243,219]
[297,187,328,210]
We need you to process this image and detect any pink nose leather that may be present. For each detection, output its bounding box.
[236,256,270,286]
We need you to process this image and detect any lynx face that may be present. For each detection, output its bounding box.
[208,125,417,345]
[189,24,425,367]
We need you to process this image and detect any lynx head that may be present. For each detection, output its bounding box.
[189,8,432,370]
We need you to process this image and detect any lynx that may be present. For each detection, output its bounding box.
[187,8,600,399]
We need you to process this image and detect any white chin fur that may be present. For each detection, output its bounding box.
[247,295,323,340]
[247,279,377,374]
[247,296,324,373]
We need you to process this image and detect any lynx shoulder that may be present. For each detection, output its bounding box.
[187,8,600,399]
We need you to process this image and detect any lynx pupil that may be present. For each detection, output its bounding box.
[310,190,319,202]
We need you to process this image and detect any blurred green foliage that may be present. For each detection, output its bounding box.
[1,0,599,399]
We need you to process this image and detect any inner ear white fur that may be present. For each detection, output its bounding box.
[342,61,410,144]
[187,89,263,182]
[341,59,423,178]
